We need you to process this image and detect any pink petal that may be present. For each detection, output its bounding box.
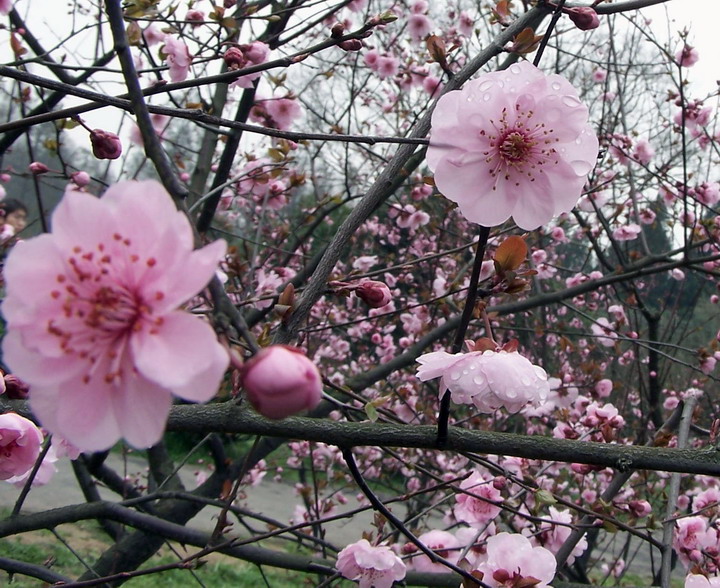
[131,310,228,398]
[111,373,173,448]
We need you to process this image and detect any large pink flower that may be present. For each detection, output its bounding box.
[336,539,406,588]
[416,349,549,413]
[2,180,229,451]
[427,61,598,230]
[0,412,44,480]
[474,532,556,587]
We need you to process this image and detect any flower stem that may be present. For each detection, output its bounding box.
[436,225,491,447]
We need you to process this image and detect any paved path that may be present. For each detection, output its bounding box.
[0,452,377,547]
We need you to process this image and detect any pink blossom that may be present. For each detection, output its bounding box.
[410,0,428,13]
[231,41,270,88]
[674,516,717,567]
[408,14,433,41]
[592,69,607,83]
[162,36,192,82]
[407,530,460,572]
[454,470,502,526]
[185,9,204,26]
[676,44,700,67]
[591,317,617,347]
[376,56,399,79]
[263,98,302,130]
[473,532,556,587]
[142,24,165,47]
[336,539,406,588]
[0,413,43,480]
[416,349,549,413]
[686,575,720,588]
[632,138,655,165]
[2,180,229,451]
[701,356,717,375]
[612,223,641,241]
[0,0,11,14]
[6,437,59,487]
[536,506,587,564]
[423,75,442,97]
[241,346,322,419]
[353,255,378,272]
[595,378,613,398]
[459,11,473,37]
[428,61,598,230]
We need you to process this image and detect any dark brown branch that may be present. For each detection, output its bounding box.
[166,402,720,476]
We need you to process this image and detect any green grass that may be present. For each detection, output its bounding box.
[0,525,322,586]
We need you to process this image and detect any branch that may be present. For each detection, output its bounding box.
[166,402,720,476]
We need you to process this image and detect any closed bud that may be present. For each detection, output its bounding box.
[330,22,345,38]
[28,162,49,174]
[71,171,91,187]
[339,39,363,51]
[223,46,246,70]
[566,7,600,31]
[355,280,392,308]
[90,129,122,160]
[4,374,30,399]
[241,345,323,419]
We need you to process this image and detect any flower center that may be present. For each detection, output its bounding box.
[46,236,163,385]
[498,131,535,163]
[480,105,561,188]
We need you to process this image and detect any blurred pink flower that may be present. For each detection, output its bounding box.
[143,24,165,47]
[612,223,641,241]
[686,574,720,588]
[336,539,406,588]
[536,506,587,565]
[676,44,699,67]
[162,36,192,82]
[2,180,229,451]
[0,412,43,480]
[408,14,433,41]
[241,345,323,419]
[407,530,460,572]
[473,532,556,587]
[263,97,302,130]
[0,0,12,15]
[632,138,655,164]
[566,6,600,30]
[416,349,549,413]
[454,470,502,526]
[428,61,598,230]
[674,516,717,567]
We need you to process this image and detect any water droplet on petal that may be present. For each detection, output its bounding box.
[562,95,581,108]
[510,64,521,74]
[551,82,562,91]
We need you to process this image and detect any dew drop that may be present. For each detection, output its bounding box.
[562,95,581,108]
[551,82,562,91]
[510,64,521,74]
[483,93,492,102]
[478,80,494,92]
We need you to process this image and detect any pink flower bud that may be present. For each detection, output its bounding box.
[0,413,44,480]
[4,374,30,399]
[71,171,90,187]
[28,162,48,174]
[355,280,392,308]
[339,39,363,51]
[186,9,204,26]
[223,47,246,70]
[567,7,600,31]
[90,129,122,160]
[0,173,11,182]
[241,346,323,419]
